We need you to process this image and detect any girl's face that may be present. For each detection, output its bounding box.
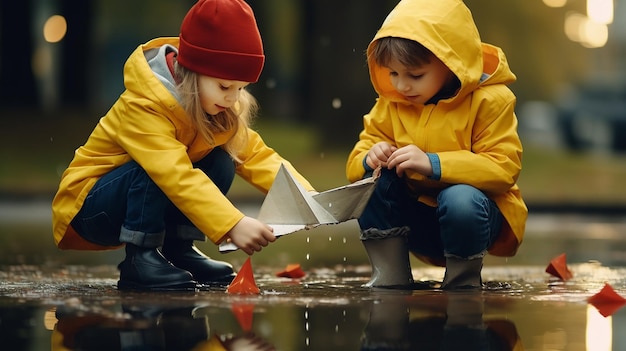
[386,55,454,105]
[197,76,249,115]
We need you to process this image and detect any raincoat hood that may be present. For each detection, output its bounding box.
[367,0,516,105]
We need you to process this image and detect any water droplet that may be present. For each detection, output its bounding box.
[331,98,342,109]
[306,253,310,260]
[342,237,347,244]
[328,236,332,242]
[266,78,277,89]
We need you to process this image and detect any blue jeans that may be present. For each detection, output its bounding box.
[70,148,235,248]
[358,169,503,260]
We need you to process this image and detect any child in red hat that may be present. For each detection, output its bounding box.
[51,0,316,291]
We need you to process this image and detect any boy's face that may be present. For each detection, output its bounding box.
[385,56,454,105]
[198,75,249,115]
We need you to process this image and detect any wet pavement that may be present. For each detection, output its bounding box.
[1,200,626,350]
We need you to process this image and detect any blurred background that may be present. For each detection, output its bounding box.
[1,0,626,210]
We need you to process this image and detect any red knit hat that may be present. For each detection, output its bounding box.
[178,0,265,83]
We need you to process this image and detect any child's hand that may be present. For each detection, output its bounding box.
[367,142,397,169]
[387,144,433,177]
[226,216,276,255]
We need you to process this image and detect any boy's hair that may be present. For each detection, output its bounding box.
[174,62,256,163]
[370,37,434,68]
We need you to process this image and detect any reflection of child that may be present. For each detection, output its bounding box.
[51,0,315,291]
[361,292,522,350]
[346,0,527,289]
[52,304,277,351]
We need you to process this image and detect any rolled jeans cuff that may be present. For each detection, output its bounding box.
[119,226,165,248]
[445,250,487,260]
[360,226,410,241]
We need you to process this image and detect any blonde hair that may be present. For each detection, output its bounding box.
[174,62,257,163]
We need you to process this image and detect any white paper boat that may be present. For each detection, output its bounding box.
[219,164,378,252]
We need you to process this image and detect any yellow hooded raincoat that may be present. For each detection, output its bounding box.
[52,37,314,250]
[346,0,527,258]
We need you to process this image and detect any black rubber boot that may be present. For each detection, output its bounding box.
[117,244,197,291]
[162,239,236,285]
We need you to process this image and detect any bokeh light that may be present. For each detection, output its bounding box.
[43,15,67,43]
[587,0,613,24]
[564,12,608,48]
[331,98,342,109]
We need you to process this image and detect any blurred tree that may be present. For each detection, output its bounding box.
[0,0,38,107]
[90,0,192,109]
[247,0,307,123]
[246,0,394,151]
[59,1,92,108]
[303,1,398,150]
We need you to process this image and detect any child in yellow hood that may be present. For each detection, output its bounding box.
[346,0,527,289]
[51,0,316,291]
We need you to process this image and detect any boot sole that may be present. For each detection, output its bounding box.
[196,277,236,290]
[117,280,198,292]
[195,273,236,285]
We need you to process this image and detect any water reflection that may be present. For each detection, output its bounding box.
[362,290,522,350]
[50,302,276,351]
[0,262,624,350]
[47,290,525,351]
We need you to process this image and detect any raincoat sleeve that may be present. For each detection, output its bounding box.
[114,96,243,244]
[436,94,522,195]
[346,98,395,182]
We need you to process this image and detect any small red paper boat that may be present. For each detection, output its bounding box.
[276,263,306,279]
[226,257,260,295]
[545,253,573,280]
[588,283,626,317]
[231,303,255,331]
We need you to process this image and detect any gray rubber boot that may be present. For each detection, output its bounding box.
[361,227,414,288]
[444,291,484,327]
[361,297,411,349]
[441,255,484,290]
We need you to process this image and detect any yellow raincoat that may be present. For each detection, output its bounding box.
[52,37,314,250]
[346,0,527,258]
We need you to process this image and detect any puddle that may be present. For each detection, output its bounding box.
[1,202,626,350]
[1,262,625,350]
